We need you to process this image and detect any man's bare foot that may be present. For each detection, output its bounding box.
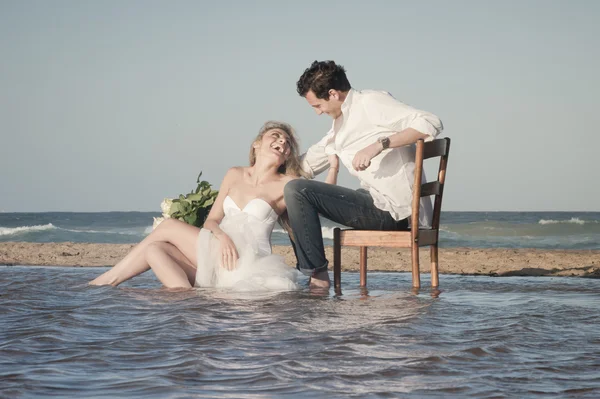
[309,270,331,289]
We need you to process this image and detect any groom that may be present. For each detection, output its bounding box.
[284,60,444,288]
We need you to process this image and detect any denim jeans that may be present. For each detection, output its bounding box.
[283,179,409,276]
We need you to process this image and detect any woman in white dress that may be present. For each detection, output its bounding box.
[89,121,339,290]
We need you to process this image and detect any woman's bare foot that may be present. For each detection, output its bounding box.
[309,270,331,289]
[89,274,120,286]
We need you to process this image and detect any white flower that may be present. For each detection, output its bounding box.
[160,198,173,218]
[153,217,164,230]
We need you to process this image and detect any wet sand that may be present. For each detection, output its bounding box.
[1,242,598,278]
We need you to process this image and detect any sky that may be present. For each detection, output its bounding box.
[1,0,599,212]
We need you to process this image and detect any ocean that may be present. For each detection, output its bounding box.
[1,211,599,250]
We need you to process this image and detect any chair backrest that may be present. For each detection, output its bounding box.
[411,138,451,233]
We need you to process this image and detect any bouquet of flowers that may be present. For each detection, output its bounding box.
[153,172,219,229]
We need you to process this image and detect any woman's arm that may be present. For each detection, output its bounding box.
[203,167,242,270]
[325,154,339,185]
[203,168,236,234]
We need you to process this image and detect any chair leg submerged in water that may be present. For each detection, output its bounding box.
[332,137,451,290]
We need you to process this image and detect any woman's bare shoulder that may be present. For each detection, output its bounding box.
[219,167,246,188]
[224,166,246,178]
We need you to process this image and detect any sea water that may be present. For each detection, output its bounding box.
[1,267,599,397]
[1,211,599,249]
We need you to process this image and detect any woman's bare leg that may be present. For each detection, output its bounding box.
[145,242,197,288]
[89,219,200,286]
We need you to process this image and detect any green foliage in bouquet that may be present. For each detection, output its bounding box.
[168,172,219,227]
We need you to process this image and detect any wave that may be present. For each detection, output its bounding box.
[0,223,57,236]
[538,218,594,225]
[0,223,151,237]
[60,227,148,236]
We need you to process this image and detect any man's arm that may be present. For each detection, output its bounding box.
[300,133,334,178]
[352,91,443,171]
[352,127,429,171]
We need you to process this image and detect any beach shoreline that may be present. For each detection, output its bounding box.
[1,242,598,278]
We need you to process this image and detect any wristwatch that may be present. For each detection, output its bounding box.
[377,136,391,150]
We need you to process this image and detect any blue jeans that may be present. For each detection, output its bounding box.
[283,179,409,276]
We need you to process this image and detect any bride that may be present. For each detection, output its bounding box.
[89,121,338,290]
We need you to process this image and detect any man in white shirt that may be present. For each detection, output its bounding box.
[284,60,444,289]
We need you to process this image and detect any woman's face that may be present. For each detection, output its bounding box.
[256,128,292,165]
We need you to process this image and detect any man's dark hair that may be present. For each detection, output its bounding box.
[296,60,352,100]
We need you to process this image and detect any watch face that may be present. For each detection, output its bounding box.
[379,137,390,149]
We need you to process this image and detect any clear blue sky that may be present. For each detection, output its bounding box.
[1,0,598,212]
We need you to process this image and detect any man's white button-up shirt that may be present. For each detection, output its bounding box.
[301,89,444,227]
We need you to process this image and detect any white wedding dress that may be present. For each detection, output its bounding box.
[194,196,299,291]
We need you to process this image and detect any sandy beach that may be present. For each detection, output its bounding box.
[1,242,598,278]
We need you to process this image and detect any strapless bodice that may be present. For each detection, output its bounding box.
[195,196,298,290]
[222,196,278,255]
[223,196,278,222]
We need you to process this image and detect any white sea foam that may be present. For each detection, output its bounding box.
[0,223,56,236]
[65,228,140,235]
[0,223,150,237]
[539,218,587,225]
[321,227,335,239]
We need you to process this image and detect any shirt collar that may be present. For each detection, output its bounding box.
[328,89,356,135]
[341,88,355,114]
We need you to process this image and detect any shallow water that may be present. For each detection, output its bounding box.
[1,267,599,398]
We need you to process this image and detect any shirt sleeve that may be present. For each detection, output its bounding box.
[363,91,443,141]
[300,134,332,178]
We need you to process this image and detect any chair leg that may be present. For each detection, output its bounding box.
[360,246,367,287]
[430,244,439,288]
[411,242,421,289]
[333,228,341,289]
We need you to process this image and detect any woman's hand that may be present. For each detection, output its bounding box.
[217,233,239,270]
[326,154,339,185]
[328,154,339,170]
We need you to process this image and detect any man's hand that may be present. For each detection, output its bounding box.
[352,142,382,171]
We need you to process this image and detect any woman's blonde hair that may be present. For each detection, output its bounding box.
[249,121,307,241]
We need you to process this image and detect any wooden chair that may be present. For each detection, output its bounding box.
[333,137,451,289]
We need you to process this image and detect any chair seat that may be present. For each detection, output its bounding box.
[338,229,439,247]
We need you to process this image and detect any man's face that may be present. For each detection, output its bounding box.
[305,90,343,119]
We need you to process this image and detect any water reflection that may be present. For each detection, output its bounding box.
[336,282,442,299]
[2,267,600,398]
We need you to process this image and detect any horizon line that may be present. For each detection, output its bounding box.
[1,210,599,214]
